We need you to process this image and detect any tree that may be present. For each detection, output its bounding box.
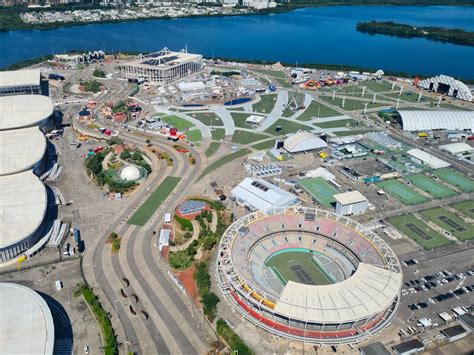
[120,150,131,160]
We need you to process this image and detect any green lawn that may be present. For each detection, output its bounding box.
[211,128,226,141]
[388,215,451,250]
[230,112,255,128]
[253,94,277,114]
[199,149,251,179]
[161,115,194,131]
[433,169,474,192]
[251,139,276,150]
[406,174,457,199]
[190,112,223,126]
[227,107,245,111]
[362,80,395,93]
[319,96,387,111]
[297,177,338,208]
[384,91,434,103]
[252,69,287,78]
[376,180,428,205]
[264,119,312,136]
[231,130,269,145]
[128,176,181,226]
[187,129,202,142]
[450,201,474,219]
[274,77,293,88]
[205,142,221,157]
[296,100,340,121]
[333,129,375,137]
[314,119,360,129]
[421,207,474,241]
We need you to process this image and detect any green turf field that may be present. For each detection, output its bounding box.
[384,91,434,103]
[362,80,395,92]
[296,100,340,121]
[450,201,474,219]
[205,142,221,157]
[199,149,251,179]
[376,180,428,205]
[231,130,269,144]
[406,174,457,199]
[433,169,474,192]
[211,128,226,140]
[421,208,474,241]
[265,249,333,285]
[128,176,181,226]
[186,129,202,142]
[230,112,260,128]
[297,177,338,207]
[253,94,277,113]
[388,215,451,249]
[314,118,359,129]
[319,96,386,111]
[252,69,287,78]
[264,119,311,136]
[161,115,194,131]
[251,139,276,150]
[190,112,223,126]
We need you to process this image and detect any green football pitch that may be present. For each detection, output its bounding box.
[406,174,456,199]
[387,215,451,249]
[421,208,474,241]
[297,177,338,208]
[376,180,428,205]
[433,169,474,192]
[265,249,333,286]
[450,201,474,219]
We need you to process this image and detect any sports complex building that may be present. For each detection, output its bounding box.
[120,48,203,85]
[216,207,403,345]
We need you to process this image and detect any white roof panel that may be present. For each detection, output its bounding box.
[407,149,451,169]
[0,95,54,131]
[334,190,367,205]
[399,110,474,131]
[284,131,327,153]
[0,68,41,88]
[439,142,474,155]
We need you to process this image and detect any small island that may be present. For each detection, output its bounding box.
[356,21,474,47]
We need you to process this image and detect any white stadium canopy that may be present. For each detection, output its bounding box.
[284,131,327,153]
[407,149,450,169]
[0,95,54,131]
[398,111,474,131]
[418,74,473,102]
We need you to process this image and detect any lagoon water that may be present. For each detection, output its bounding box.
[1,5,473,77]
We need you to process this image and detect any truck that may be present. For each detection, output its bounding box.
[73,227,81,245]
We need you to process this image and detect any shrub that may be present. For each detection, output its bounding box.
[120,150,132,160]
[174,215,193,231]
[216,318,253,355]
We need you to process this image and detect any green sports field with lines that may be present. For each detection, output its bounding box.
[421,208,474,241]
[128,176,181,226]
[265,249,333,286]
[388,215,451,249]
[433,169,474,192]
[450,201,474,219]
[297,177,338,208]
[406,174,457,199]
[376,180,428,205]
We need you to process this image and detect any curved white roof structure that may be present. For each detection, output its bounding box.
[398,110,474,131]
[120,165,141,181]
[0,282,55,355]
[284,131,327,153]
[0,95,54,131]
[407,149,450,169]
[0,127,47,176]
[0,170,47,249]
[419,75,472,102]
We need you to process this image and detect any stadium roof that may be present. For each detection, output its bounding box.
[0,95,54,131]
[124,48,202,68]
[0,170,47,249]
[0,282,55,355]
[418,74,472,102]
[398,110,474,131]
[274,263,402,323]
[439,142,474,155]
[0,68,42,88]
[284,131,327,153]
[334,190,367,205]
[407,149,450,169]
[0,127,47,176]
[231,177,299,211]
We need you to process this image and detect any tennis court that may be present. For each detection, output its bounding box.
[297,177,338,208]
[450,200,474,219]
[265,249,333,286]
[376,180,428,205]
[421,207,474,241]
[433,169,474,192]
[388,215,451,249]
[406,174,457,199]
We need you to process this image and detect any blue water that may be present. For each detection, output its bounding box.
[1,6,473,77]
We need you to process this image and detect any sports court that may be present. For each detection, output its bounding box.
[388,215,450,249]
[421,207,474,241]
[433,168,474,192]
[406,174,456,199]
[297,177,338,208]
[265,249,334,286]
[376,180,428,205]
[450,200,474,219]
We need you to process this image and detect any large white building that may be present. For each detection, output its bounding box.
[283,131,328,154]
[0,283,55,355]
[0,68,49,96]
[334,191,368,216]
[120,48,203,85]
[407,149,450,169]
[398,110,474,132]
[418,75,472,102]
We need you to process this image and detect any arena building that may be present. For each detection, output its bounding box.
[216,206,402,345]
[418,74,472,102]
[0,68,49,96]
[398,110,474,132]
[120,48,203,85]
[0,282,55,354]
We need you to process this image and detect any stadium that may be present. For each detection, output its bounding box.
[216,207,403,345]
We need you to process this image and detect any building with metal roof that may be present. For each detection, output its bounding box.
[439,142,474,156]
[283,131,327,154]
[0,282,55,354]
[120,48,203,84]
[360,342,391,355]
[0,95,54,132]
[398,110,474,131]
[0,68,48,96]
[407,149,450,169]
[441,324,469,342]
[230,177,300,211]
[393,339,424,355]
[216,206,402,345]
[418,75,472,102]
[334,190,368,216]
